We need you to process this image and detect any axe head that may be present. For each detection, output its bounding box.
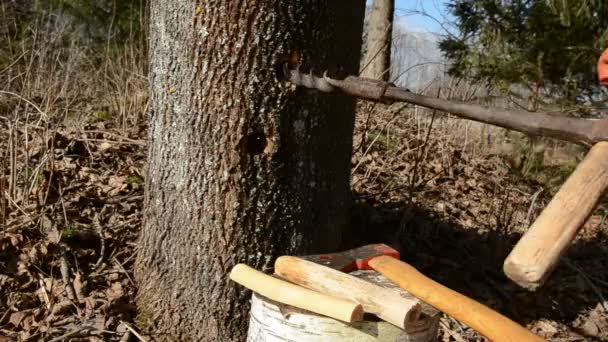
[301,244,400,272]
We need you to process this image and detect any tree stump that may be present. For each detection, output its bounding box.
[247,270,440,341]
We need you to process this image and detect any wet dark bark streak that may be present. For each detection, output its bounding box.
[135,1,365,341]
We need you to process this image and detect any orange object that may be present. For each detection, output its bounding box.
[369,256,545,342]
[598,48,608,86]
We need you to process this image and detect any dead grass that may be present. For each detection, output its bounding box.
[1,5,148,341]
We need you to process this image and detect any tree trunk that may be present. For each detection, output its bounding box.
[134,1,365,341]
[360,0,394,81]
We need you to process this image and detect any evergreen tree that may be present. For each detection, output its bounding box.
[440,0,608,106]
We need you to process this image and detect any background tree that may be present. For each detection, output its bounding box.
[41,0,147,44]
[361,0,395,81]
[439,0,608,109]
[134,1,365,341]
[0,0,147,83]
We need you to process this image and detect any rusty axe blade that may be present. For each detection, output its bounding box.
[299,243,400,272]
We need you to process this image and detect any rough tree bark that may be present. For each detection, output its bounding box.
[134,1,365,341]
[360,0,394,81]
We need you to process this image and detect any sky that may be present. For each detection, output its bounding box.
[396,0,454,33]
[366,0,453,34]
[364,0,455,89]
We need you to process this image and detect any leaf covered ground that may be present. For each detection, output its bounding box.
[1,112,146,341]
[350,102,608,341]
[1,100,608,341]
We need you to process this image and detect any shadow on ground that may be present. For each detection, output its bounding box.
[350,195,608,341]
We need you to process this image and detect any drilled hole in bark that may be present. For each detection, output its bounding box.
[247,132,267,155]
[275,49,301,81]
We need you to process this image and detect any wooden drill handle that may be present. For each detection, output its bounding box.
[274,256,422,330]
[504,142,608,290]
[369,256,544,342]
[229,263,363,323]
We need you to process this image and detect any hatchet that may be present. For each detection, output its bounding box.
[275,244,544,342]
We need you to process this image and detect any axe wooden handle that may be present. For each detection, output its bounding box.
[369,256,544,342]
[229,263,363,323]
[274,256,422,330]
[504,141,608,290]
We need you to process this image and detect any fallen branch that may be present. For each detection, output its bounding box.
[284,66,608,146]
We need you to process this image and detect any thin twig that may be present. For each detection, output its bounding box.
[563,258,608,313]
[120,321,149,342]
[78,129,146,145]
[75,138,145,146]
[0,307,10,325]
[352,112,401,175]
[3,190,36,222]
[38,278,51,310]
[526,188,544,225]
[0,90,48,121]
[48,326,95,342]
[0,146,6,231]
[113,256,135,286]
[42,127,57,208]
[8,121,16,200]
[359,35,392,77]
[408,88,441,202]
[119,330,132,342]
[440,319,468,342]
[92,210,106,270]
[0,50,27,74]
[355,101,378,154]
[60,248,76,301]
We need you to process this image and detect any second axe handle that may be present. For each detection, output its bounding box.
[274,256,422,330]
[369,256,545,342]
[504,141,608,290]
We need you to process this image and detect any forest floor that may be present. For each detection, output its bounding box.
[349,102,608,341]
[1,96,608,341]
